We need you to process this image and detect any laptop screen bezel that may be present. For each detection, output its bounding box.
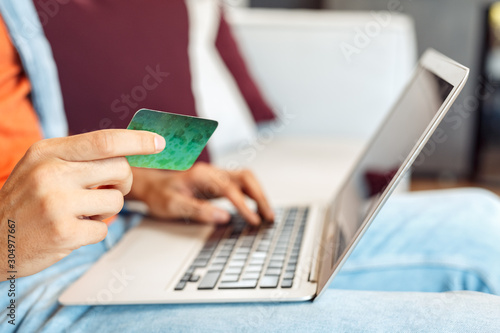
[314,49,470,298]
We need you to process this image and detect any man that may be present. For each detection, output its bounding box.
[1,1,500,332]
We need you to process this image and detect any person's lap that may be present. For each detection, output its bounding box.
[2,188,500,332]
[331,188,500,293]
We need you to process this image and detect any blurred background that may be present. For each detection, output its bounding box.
[38,0,500,199]
[225,0,500,192]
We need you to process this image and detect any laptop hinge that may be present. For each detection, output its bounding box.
[308,207,329,282]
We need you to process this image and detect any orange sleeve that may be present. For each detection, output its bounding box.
[0,15,119,225]
[0,15,42,189]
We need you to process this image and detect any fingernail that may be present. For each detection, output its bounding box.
[213,209,230,223]
[250,213,261,225]
[154,135,166,152]
[268,211,275,222]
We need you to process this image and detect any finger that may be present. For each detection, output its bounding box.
[184,163,261,225]
[161,193,231,224]
[223,184,261,226]
[36,129,165,162]
[75,218,109,246]
[232,170,274,222]
[73,188,125,221]
[74,157,133,196]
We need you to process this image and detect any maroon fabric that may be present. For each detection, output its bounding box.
[35,0,210,162]
[216,10,276,123]
[36,1,275,164]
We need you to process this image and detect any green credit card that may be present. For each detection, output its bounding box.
[126,109,218,170]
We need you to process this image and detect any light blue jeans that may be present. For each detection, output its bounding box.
[2,188,500,332]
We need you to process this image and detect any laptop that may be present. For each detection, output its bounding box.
[60,49,469,305]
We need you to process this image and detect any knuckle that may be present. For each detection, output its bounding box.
[30,162,59,189]
[92,131,115,156]
[189,163,203,175]
[95,224,108,242]
[222,183,238,197]
[215,169,230,185]
[108,190,125,211]
[164,193,180,213]
[194,161,209,169]
[26,140,47,160]
[39,192,58,217]
[241,169,253,179]
[48,217,71,245]
[203,182,220,197]
[115,157,133,181]
[139,132,155,153]
[191,162,210,174]
[120,171,133,196]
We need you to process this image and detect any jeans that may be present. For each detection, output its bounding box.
[2,188,500,332]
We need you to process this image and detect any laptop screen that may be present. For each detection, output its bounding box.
[330,67,454,266]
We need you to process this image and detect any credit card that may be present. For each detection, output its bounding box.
[126,109,218,170]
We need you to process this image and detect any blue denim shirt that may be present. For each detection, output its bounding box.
[0,0,67,138]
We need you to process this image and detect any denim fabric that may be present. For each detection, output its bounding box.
[1,189,500,332]
[0,0,67,138]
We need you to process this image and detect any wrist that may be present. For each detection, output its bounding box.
[127,168,167,201]
[127,168,149,200]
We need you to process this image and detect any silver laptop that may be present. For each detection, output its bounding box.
[60,49,469,305]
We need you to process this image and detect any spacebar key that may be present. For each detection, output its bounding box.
[198,271,222,290]
[218,280,257,289]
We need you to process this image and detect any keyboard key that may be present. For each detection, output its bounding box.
[283,271,294,279]
[217,251,232,258]
[209,263,225,271]
[212,257,228,265]
[228,260,245,268]
[225,267,243,275]
[196,252,212,260]
[268,261,284,269]
[192,259,209,267]
[281,279,293,288]
[198,271,222,290]
[221,274,239,282]
[242,272,260,280]
[252,252,267,259]
[174,280,187,290]
[232,253,248,261]
[260,275,279,288]
[273,248,287,255]
[249,258,265,265]
[180,273,191,282]
[219,280,258,289]
[225,239,237,246]
[271,254,286,261]
[189,275,200,282]
[246,265,263,273]
[265,268,282,276]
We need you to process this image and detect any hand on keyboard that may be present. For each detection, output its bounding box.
[128,162,275,225]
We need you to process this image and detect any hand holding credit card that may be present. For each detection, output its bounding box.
[126,109,218,170]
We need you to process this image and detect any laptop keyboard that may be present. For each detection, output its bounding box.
[174,207,309,291]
